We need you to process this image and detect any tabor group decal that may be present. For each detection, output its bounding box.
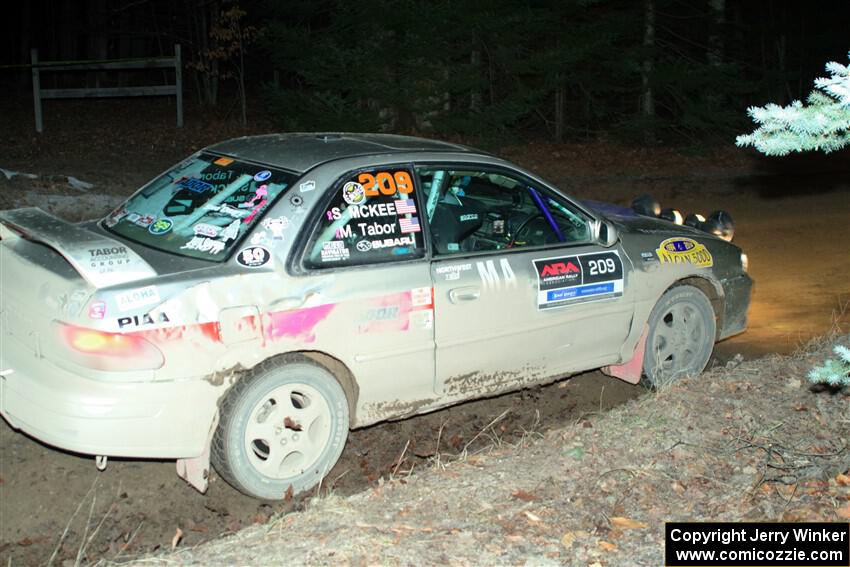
[533,251,624,310]
[655,238,713,268]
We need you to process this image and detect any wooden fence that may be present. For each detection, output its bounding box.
[31,45,183,132]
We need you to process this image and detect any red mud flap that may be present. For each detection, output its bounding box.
[176,411,219,494]
[601,326,648,385]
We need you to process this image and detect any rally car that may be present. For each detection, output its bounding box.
[0,133,752,500]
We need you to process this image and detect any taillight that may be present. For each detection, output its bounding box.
[55,322,164,371]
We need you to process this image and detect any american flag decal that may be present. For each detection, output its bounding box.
[394,198,417,214]
[399,216,421,233]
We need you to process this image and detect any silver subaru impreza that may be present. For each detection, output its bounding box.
[0,133,751,499]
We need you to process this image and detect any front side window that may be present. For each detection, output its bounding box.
[103,153,296,260]
[417,167,591,255]
[304,167,426,268]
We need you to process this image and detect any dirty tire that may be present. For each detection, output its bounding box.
[211,355,349,500]
[642,285,716,388]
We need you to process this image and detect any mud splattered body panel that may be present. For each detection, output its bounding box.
[0,133,752,464]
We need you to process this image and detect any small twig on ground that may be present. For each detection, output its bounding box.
[391,439,411,478]
[47,477,99,567]
[433,423,445,468]
[74,492,98,567]
[461,409,510,457]
[111,520,144,563]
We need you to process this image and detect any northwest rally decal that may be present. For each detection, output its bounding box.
[533,251,624,310]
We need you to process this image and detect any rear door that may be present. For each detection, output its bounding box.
[296,164,436,422]
[417,165,636,398]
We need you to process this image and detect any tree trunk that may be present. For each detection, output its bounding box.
[470,49,481,113]
[554,82,565,143]
[707,0,725,67]
[641,0,656,142]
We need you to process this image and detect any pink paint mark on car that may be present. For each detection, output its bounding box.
[266,303,335,343]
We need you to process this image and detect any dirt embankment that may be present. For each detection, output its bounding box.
[143,343,850,566]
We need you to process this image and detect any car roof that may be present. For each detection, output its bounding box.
[205,133,483,173]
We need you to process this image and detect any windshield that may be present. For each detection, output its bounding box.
[103,153,296,261]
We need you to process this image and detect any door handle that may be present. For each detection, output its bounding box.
[448,286,481,303]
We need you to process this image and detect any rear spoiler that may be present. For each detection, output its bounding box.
[0,207,157,288]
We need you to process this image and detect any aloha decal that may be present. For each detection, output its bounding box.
[534,251,624,310]
[656,238,713,268]
[115,285,161,312]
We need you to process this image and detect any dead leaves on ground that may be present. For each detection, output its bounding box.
[609,516,648,530]
[511,489,537,502]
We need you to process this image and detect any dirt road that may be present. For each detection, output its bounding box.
[0,114,847,565]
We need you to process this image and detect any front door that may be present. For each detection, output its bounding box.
[417,166,635,399]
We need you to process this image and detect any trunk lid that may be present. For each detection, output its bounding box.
[0,208,157,288]
[0,208,157,358]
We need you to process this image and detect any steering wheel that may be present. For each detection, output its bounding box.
[508,214,543,247]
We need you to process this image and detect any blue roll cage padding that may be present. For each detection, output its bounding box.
[527,186,566,243]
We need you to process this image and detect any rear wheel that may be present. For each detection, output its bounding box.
[643,285,716,388]
[211,356,349,500]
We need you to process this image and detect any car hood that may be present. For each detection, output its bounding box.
[581,199,708,239]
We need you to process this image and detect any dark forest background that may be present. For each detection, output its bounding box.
[2,0,848,145]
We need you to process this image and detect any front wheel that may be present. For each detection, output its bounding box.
[211,356,349,500]
[643,285,716,388]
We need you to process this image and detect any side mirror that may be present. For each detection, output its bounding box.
[593,219,619,248]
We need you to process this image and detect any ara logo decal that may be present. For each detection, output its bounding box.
[540,261,580,277]
[476,259,517,291]
[533,252,624,310]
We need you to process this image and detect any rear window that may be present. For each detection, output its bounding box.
[103,153,296,261]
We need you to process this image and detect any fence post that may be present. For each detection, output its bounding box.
[175,44,183,128]
[31,48,43,133]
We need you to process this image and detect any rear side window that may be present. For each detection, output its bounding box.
[103,153,296,261]
[304,167,425,268]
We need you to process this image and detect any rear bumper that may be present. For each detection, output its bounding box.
[719,272,753,340]
[0,333,222,459]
